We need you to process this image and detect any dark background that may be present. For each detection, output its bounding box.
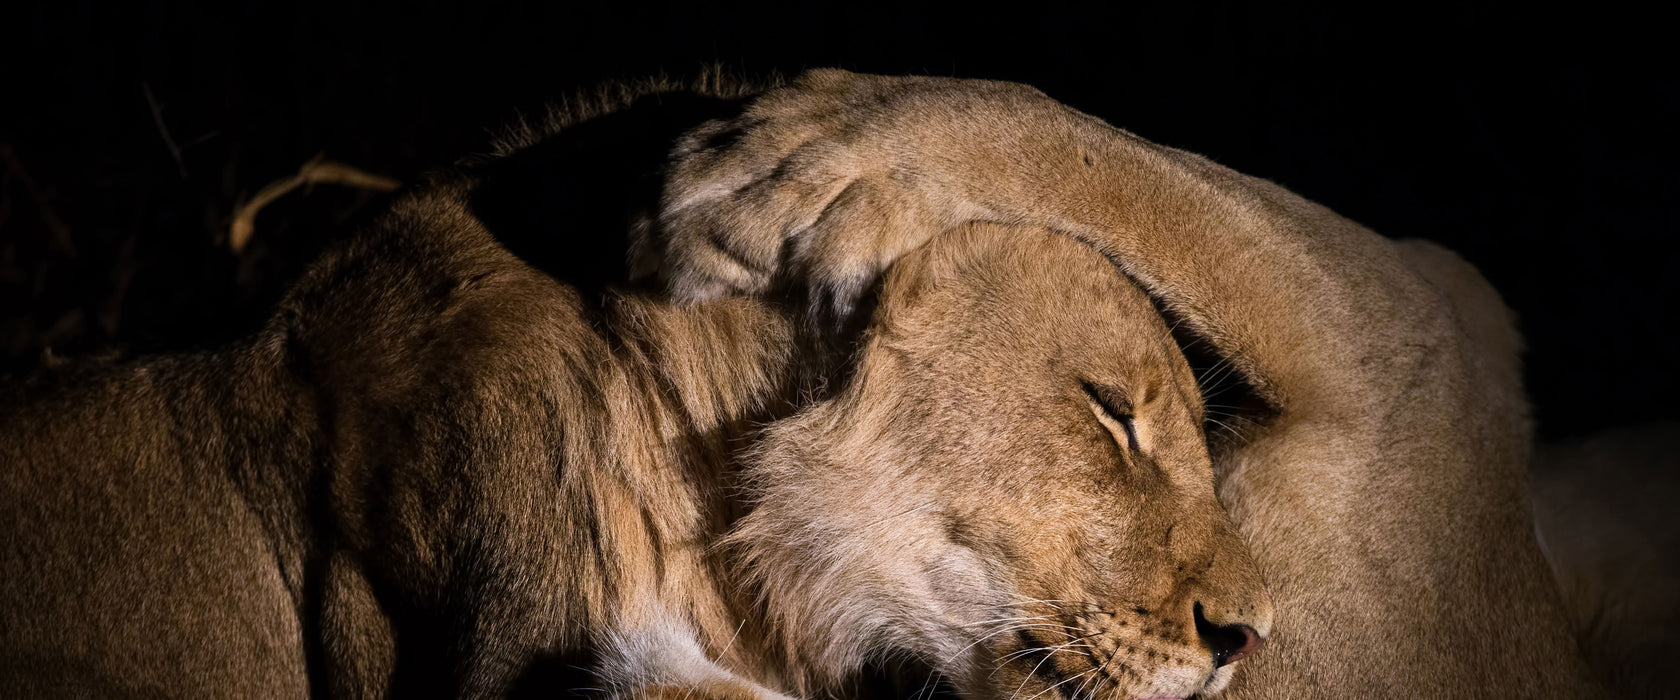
[2,2,1674,440]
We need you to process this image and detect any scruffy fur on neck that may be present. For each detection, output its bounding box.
[2,71,1272,699]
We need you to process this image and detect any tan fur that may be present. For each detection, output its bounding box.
[727,225,1271,699]
[1,70,1269,698]
[650,69,1606,697]
[0,182,799,697]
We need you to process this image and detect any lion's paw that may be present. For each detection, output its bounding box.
[649,69,1052,325]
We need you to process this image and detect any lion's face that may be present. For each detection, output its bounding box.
[731,225,1272,699]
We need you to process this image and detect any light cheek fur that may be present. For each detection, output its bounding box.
[730,467,1002,683]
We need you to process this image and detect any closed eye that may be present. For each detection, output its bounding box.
[1083,381,1140,451]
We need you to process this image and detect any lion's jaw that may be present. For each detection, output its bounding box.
[727,431,1267,700]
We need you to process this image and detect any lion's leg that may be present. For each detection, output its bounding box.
[661,70,1473,405]
[1530,422,1680,698]
[1019,181,1594,695]
[319,550,397,699]
[657,70,1600,696]
[593,616,796,700]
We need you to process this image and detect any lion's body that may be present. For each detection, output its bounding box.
[653,70,1607,697]
[1532,422,1680,699]
[0,179,803,696]
[0,352,310,697]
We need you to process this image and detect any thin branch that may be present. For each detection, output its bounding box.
[228,154,400,253]
[141,82,188,181]
[0,143,77,258]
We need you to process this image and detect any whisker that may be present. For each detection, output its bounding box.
[1026,668,1096,700]
[997,595,1115,613]
[991,640,1096,676]
[991,635,1099,667]
[1010,635,1100,700]
[957,615,1056,628]
[910,667,942,700]
[1073,645,1123,700]
[864,502,937,529]
[946,623,1048,662]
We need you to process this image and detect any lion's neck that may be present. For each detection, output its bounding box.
[587,293,817,689]
[604,297,927,696]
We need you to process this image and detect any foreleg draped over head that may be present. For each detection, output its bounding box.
[652,70,1601,697]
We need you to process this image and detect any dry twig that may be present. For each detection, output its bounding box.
[141,82,188,181]
[0,143,77,258]
[228,155,400,253]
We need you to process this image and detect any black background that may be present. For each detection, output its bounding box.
[3,2,1674,440]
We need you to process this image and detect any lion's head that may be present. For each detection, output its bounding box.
[727,224,1272,699]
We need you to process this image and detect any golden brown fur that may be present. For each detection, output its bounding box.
[0,182,797,697]
[9,66,1630,699]
[649,69,1608,697]
[1,70,1270,698]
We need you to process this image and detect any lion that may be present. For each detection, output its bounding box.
[646,69,1609,697]
[604,223,1273,699]
[0,72,1270,699]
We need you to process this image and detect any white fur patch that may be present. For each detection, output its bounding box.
[594,612,793,699]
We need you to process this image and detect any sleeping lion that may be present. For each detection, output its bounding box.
[647,69,1609,698]
[605,224,1270,699]
[0,88,1264,699]
[2,67,1626,699]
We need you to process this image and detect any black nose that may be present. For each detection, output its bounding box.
[1193,602,1262,668]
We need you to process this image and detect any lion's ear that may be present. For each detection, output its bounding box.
[764,258,891,396]
[792,222,997,397]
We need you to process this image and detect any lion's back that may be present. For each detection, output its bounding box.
[0,362,308,697]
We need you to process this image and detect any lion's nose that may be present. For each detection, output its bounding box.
[1193,602,1263,668]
